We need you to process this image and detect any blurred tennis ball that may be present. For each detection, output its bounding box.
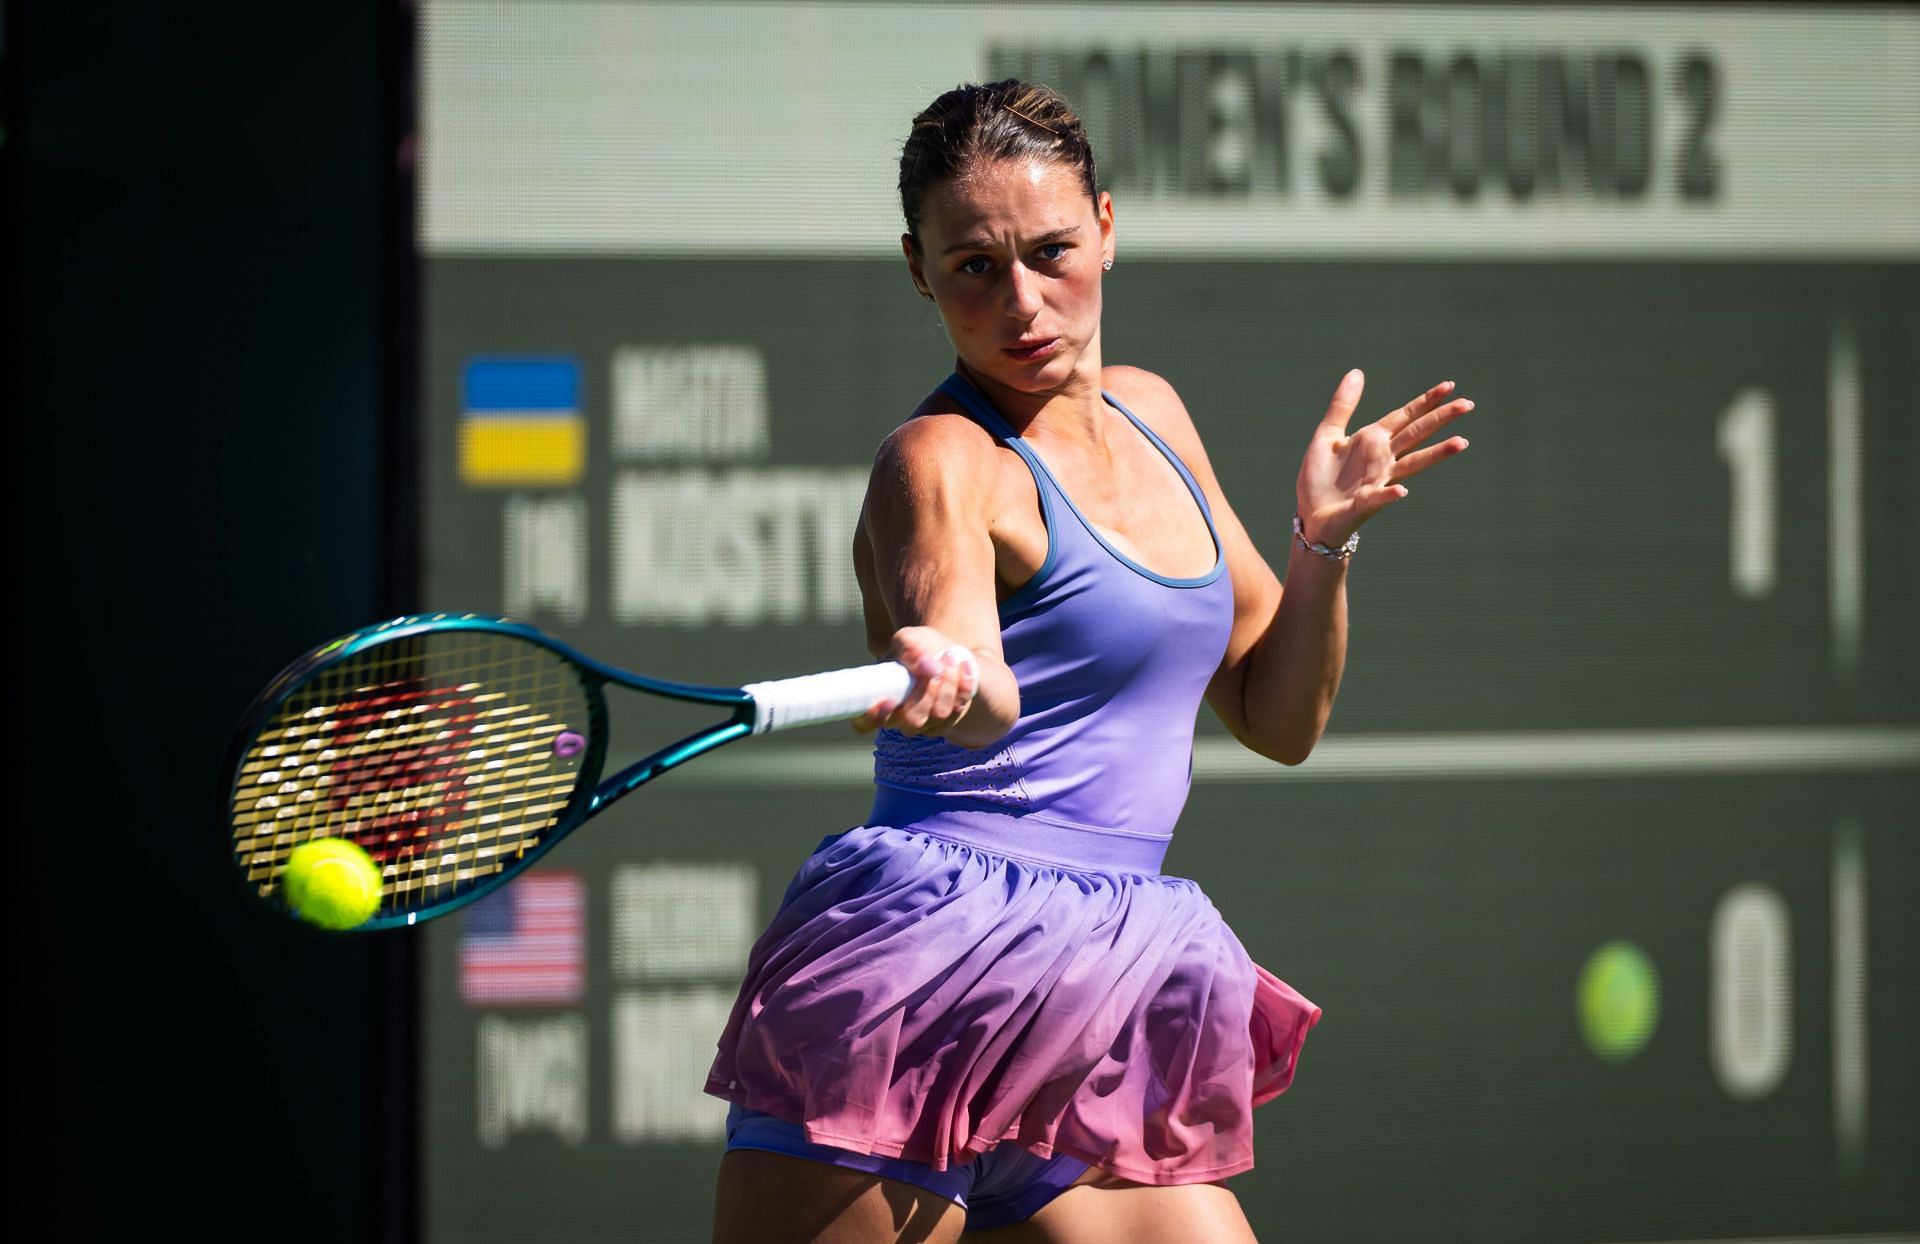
[1577,939,1659,1062]
[281,837,384,931]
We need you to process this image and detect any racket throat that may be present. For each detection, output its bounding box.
[588,719,754,815]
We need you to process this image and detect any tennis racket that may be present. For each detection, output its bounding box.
[224,613,910,931]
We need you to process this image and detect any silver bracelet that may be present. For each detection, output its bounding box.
[1292,513,1359,562]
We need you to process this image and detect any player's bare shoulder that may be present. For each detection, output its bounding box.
[1103,364,1237,500]
[1102,365,1209,465]
[882,396,1000,474]
[859,393,1013,544]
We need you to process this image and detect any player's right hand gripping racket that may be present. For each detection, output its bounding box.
[224,613,910,931]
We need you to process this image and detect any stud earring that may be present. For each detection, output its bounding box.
[1102,259,1113,271]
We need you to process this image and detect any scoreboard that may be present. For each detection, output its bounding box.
[411,4,1919,1241]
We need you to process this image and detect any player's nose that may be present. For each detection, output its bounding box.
[1004,262,1043,319]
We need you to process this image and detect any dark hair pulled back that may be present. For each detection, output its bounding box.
[898,79,1098,251]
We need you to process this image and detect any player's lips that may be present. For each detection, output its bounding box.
[1003,337,1061,361]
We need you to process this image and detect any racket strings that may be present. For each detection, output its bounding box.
[230,632,592,915]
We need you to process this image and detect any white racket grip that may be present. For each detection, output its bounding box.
[742,661,914,734]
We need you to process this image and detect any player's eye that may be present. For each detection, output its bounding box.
[1035,242,1070,263]
[958,256,993,276]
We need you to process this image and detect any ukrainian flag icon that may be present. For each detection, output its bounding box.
[459,357,585,487]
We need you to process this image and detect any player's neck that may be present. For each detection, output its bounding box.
[957,349,1108,446]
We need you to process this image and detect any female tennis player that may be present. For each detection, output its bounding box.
[707,80,1471,1242]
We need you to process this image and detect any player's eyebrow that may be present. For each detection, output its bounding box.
[943,226,1080,256]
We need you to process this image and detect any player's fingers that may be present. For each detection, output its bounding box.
[940,646,981,720]
[1388,436,1470,482]
[915,667,966,732]
[924,674,976,733]
[1390,396,1473,452]
[851,699,897,734]
[892,699,932,734]
[1317,368,1366,432]
[924,671,960,725]
[872,641,979,735]
[1345,484,1408,526]
[941,644,979,691]
[954,653,979,710]
[925,646,973,719]
[1379,380,1456,435]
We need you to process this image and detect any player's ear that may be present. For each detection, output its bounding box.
[902,233,932,301]
[1096,192,1115,268]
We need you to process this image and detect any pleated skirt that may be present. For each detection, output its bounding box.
[705,812,1321,1185]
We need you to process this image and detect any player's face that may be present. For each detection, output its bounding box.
[905,158,1114,395]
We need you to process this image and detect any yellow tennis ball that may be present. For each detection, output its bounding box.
[1577,939,1660,1062]
[281,838,384,931]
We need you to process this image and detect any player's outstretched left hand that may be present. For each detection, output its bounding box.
[1293,369,1473,549]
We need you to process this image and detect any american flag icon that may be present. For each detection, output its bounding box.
[460,873,586,1008]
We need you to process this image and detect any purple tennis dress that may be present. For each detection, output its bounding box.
[706,373,1321,1186]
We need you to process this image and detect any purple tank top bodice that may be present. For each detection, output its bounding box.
[870,373,1235,862]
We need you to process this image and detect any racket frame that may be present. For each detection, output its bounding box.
[225,613,765,931]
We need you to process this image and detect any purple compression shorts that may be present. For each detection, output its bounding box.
[725,1105,1090,1230]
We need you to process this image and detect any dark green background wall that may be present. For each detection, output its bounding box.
[11,4,401,1238]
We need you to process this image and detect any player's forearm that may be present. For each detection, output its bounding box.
[1240,544,1350,765]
